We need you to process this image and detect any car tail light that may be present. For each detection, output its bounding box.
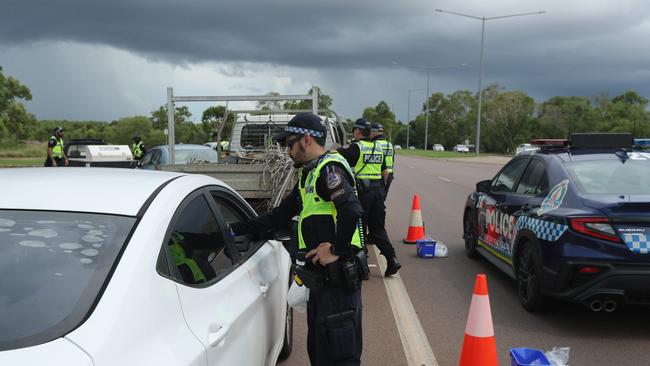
[578,266,601,274]
[569,217,622,243]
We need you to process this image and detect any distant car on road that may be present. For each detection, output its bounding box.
[408,146,416,150]
[453,144,469,153]
[516,143,540,155]
[137,144,220,169]
[433,144,444,152]
[394,145,402,150]
[0,168,292,365]
[463,134,650,312]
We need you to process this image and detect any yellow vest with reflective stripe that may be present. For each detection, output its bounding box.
[50,136,64,158]
[169,232,207,283]
[298,152,363,251]
[377,138,394,173]
[354,140,384,180]
[132,141,144,158]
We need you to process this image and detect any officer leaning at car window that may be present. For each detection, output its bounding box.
[230,113,365,366]
[131,134,146,160]
[44,126,68,167]
[371,123,395,200]
[337,119,401,277]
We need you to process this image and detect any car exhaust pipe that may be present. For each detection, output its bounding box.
[589,299,603,312]
[603,299,617,313]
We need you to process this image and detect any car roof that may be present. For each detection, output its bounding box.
[153,144,214,151]
[535,149,649,163]
[0,168,187,216]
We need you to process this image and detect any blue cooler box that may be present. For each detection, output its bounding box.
[510,348,550,366]
[416,238,436,258]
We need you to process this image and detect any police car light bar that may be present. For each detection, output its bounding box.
[530,138,568,148]
[570,133,633,149]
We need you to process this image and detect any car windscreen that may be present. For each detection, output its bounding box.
[0,210,136,351]
[565,154,650,194]
[175,148,220,164]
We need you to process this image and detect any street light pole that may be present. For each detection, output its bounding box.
[381,85,426,149]
[392,62,466,150]
[435,9,545,156]
[425,70,430,150]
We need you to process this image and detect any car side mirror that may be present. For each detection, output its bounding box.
[476,179,492,193]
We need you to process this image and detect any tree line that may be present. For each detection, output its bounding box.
[1,66,648,154]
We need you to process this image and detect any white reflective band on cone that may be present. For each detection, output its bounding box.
[464,295,494,337]
[409,210,423,226]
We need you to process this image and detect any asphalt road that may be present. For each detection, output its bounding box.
[280,155,650,366]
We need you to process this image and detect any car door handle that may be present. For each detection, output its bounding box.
[208,325,230,347]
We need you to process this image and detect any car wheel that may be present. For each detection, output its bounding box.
[278,303,293,360]
[463,210,480,259]
[516,240,545,312]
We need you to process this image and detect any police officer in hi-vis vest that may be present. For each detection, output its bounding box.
[338,119,401,277]
[131,135,146,160]
[44,126,68,167]
[371,123,394,199]
[231,113,364,365]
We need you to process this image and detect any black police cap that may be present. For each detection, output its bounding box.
[274,113,327,144]
[353,118,370,131]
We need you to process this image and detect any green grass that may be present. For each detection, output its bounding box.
[0,140,45,158]
[395,149,474,158]
[0,158,44,167]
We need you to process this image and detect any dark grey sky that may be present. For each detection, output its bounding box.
[1,0,649,122]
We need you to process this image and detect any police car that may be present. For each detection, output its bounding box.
[463,134,650,312]
[0,168,292,365]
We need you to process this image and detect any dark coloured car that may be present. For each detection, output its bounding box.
[463,133,650,312]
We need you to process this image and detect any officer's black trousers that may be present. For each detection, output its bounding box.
[384,173,394,200]
[307,284,362,366]
[359,188,396,259]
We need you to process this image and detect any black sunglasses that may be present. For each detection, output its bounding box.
[285,135,303,149]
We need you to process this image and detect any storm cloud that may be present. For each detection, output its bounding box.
[1,0,649,121]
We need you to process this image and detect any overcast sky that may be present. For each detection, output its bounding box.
[2,0,649,123]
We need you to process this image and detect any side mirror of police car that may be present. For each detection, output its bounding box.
[476,179,492,193]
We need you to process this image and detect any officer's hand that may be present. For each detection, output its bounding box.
[64,159,69,166]
[306,242,339,266]
[52,160,58,167]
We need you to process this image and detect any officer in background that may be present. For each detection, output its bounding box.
[131,135,146,160]
[338,119,401,277]
[371,123,395,199]
[231,113,364,365]
[44,126,68,167]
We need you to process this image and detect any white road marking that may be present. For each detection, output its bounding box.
[408,166,415,169]
[438,176,452,182]
[372,246,438,366]
[368,264,377,268]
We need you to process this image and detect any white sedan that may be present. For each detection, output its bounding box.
[0,168,292,365]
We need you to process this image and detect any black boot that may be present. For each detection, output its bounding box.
[384,256,402,277]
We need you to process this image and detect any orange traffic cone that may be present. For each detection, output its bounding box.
[459,274,498,366]
[403,194,425,244]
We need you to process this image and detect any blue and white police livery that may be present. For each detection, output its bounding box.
[464,133,650,312]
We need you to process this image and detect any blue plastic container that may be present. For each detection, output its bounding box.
[416,238,436,258]
[510,348,551,366]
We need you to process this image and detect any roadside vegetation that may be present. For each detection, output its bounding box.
[1,66,649,160]
[395,149,478,159]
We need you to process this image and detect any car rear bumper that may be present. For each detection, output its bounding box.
[546,261,650,306]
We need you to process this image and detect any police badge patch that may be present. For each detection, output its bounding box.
[327,171,343,189]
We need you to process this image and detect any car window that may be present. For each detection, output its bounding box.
[0,210,136,351]
[516,159,548,195]
[164,194,234,286]
[209,191,263,260]
[565,157,650,194]
[174,148,219,164]
[492,158,529,192]
[150,149,162,165]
